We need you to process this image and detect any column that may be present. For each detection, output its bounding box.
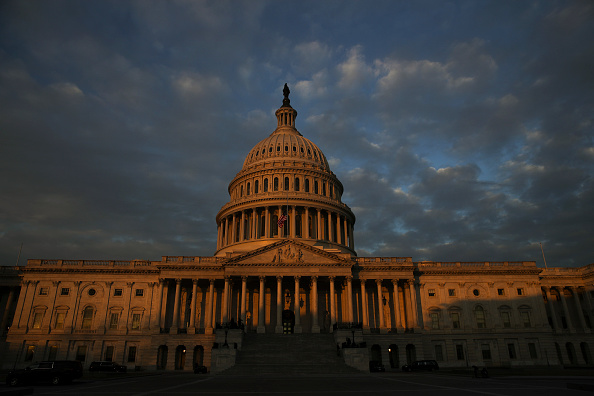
[222,277,230,324]
[558,287,574,331]
[571,286,588,331]
[304,207,309,238]
[252,208,258,239]
[317,209,322,240]
[257,276,265,333]
[290,205,296,238]
[346,276,353,323]
[392,280,402,329]
[154,279,164,329]
[0,287,16,335]
[275,276,283,333]
[231,213,237,243]
[328,211,333,242]
[408,280,418,328]
[545,287,560,330]
[265,207,270,238]
[294,276,302,333]
[189,279,198,330]
[343,218,348,247]
[205,279,215,334]
[329,277,336,331]
[223,218,228,245]
[360,280,369,329]
[376,280,385,329]
[171,279,182,330]
[311,276,320,333]
[240,211,245,241]
[240,276,247,325]
[336,215,342,244]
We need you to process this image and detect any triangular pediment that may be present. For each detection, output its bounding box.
[225,239,353,267]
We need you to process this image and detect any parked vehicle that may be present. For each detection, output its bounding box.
[89,361,128,373]
[369,360,386,372]
[6,360,83,386]
[194,365,208,374]
[401,360,439,372]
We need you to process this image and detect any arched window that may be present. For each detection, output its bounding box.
[82,306,94,329]
[284,177,289,190]
[305,179,310,192]
[254,180,259,194]
[274,177,279,191]
[474,306,486,328]
[240,185,244,197]
[295,178,300,191]
[322,182,326,196]
[264,178,268,192]
[247,182,250,195]
[314,180,319,194]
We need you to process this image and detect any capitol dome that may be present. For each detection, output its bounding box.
[215,85,356,257]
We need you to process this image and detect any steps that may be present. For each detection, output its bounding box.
[219,333,361,375]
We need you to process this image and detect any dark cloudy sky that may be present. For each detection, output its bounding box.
[1,1,593,268]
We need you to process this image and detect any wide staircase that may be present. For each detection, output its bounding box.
[220,333,362,375]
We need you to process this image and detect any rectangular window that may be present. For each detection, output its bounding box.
[451,312,460,329]
[434,345,444,361]
[48,345,58,361]
[131,313,141,330]
[39,287,49,296]
[32,312,43,329]
[55,312,65,329]
[82,308,93,329]
[109,313,119,329]
[481,344,492,360]
[501,312,511,328]
[528,343,538,359]
[428,289,436,297]
[448,289,456,297]
[430,313,439,329]
[517,288,524,296]
[456,344,465,360]
[475,310,486,328]
[104,346,114,362]
[497,288,505,296]
[114,288,123,297]
[521,311,531,328]
[135,289,144,297]
[507,343,517,359]
[60,287,70,296]
[24,345,36,361]
[75,345,87,362]
[128,346,137,362]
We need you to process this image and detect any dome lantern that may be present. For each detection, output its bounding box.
[276,83,297,129]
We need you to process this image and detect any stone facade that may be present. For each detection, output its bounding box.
[1,88,592,372]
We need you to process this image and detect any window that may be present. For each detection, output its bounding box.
[314,181,318,194]
[104,346,114,362]
[528,343,538,359]
[474,306,486,328]
[501,311,511,328]
[60,287,70,296]
[507,343,517,359]
[497,288,505,296]
[128,346,137,363]
[76,345,87,362]
[305,179,309,192]
[284,177,289,190]
[434,345,444,361]
[109,313,119,329]
[473,289,480,297]
[247,182,250,195]
[451,312,461,329]
[448,289,456,297]
[48,345,58,361]
[264,178,268,192]
[135,289,144,297]
[240,185,243,197]
[456,344,465,360]
[481,344,492,360]
[82,307,94,329]
[114,289,123,297]
[322,183,326,196]
[274,177,279,191]
[54,312,65,329]
[88,288,96,296]
[39,287,49,296]
[24,345,36,361]
[254,180,259,194]
[428,289,436,297]
[521,311,531,328]
[517,288,524,296]
[32,312,43,329]
[430,313,440,329]
[131,313,141,330]
[295,178,300,191]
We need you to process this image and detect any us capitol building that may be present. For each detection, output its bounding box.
[1,87,593,373]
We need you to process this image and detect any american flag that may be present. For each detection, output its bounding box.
[277,213,287,228]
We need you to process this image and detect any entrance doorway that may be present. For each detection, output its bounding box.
[282,310,295,334]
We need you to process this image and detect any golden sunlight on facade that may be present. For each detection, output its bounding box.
[1,87,593,373]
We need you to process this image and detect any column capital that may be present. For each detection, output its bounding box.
[192,278,199,285]
[148,282,157,288]
[127,281,135,287]
[376,279,383,286]
[241,275,248,281]
[294,276,301,282]
[52,280,61,287]
[346,276,353,282]
[276,275,283,282]
[407,279,415,286]
[259,275,266,282]
[158,278,166,283]
[310,275,318,283]
[391,279,399,286]
[329,276,335,282]
[174,278,182,284]
[209,278,216,285]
